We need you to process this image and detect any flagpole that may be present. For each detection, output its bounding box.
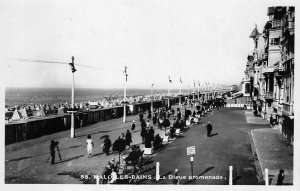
[193,80,195,102]
[151,83,154,117]
[179,77,182,106]
[198,82,200,100]
[168,76,170,108]
[123,66,127,123]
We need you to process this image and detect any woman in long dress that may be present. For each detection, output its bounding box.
[86,135,94,158]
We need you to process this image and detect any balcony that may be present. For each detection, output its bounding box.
[282,102,293,115]
[282,58,294,72]
[265,92,274,100]
[274,62,284,73]
[262,66,274,74]
[262,53,268,60]
[272,20,283,29]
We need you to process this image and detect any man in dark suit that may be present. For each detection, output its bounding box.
[206,122,212,137]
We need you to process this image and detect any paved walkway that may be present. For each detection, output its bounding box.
[5,106,189,184]
[245,110,293,185]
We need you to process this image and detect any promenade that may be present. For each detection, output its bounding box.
[5,106,294,186]
[5,110,176,183]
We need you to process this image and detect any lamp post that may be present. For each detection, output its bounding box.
[123,66,128,123]
[69,56,76,138]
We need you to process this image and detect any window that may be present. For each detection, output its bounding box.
[270,38,280,45]
[245,83,251,93]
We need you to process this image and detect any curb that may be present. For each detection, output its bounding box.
[248,130,264,184]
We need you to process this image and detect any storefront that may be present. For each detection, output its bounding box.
[282,114,294,144]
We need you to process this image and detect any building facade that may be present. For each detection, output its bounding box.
[247,6,294,144]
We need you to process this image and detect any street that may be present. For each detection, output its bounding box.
[139,107,267,185]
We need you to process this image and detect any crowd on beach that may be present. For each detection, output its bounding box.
[4,94,169,121]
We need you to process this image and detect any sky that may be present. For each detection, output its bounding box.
[0,0,297,89]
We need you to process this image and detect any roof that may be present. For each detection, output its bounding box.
[249,26,260,39]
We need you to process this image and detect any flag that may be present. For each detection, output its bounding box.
[180,77,182,83]
[169,75,172,83]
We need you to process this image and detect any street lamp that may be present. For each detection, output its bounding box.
[68,56,76,138]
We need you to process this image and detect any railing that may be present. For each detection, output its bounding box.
[282,103,293,114]
[283,58,294,72]
[274,62,284,72]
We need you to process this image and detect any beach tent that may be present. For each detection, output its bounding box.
[36,109,46,117]
[20,108,28,118]
[12,109,22,120]
[57,107,65,115]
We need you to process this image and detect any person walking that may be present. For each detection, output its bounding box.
[131,120,136,131]
[102,136,112,156]
[149,126,155,141]
[141,118,146,129]
[158,117,163,130]
[139,111,144,122]
[147,109,151,119]
[177,108,181,120]
[125,130,132,147]
[153,113,157,125]
[85,135,94,158]
[206,122,212,137]
[144,130,152,148]
[276,169,285,185]
[141,127,147,144]
[146,119,150,128]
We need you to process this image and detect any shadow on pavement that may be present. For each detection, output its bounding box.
[6,145,83,163]
[6,156,32,162]
[143,159,154,166]
[233,175,242,184]
[55,154,84,164]
[161,171,173,177]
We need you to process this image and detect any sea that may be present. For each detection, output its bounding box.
[5,87,174,107]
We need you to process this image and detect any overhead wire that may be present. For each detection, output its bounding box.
[16,58,123,72]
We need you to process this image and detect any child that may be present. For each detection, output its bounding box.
[85,135,94,158]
